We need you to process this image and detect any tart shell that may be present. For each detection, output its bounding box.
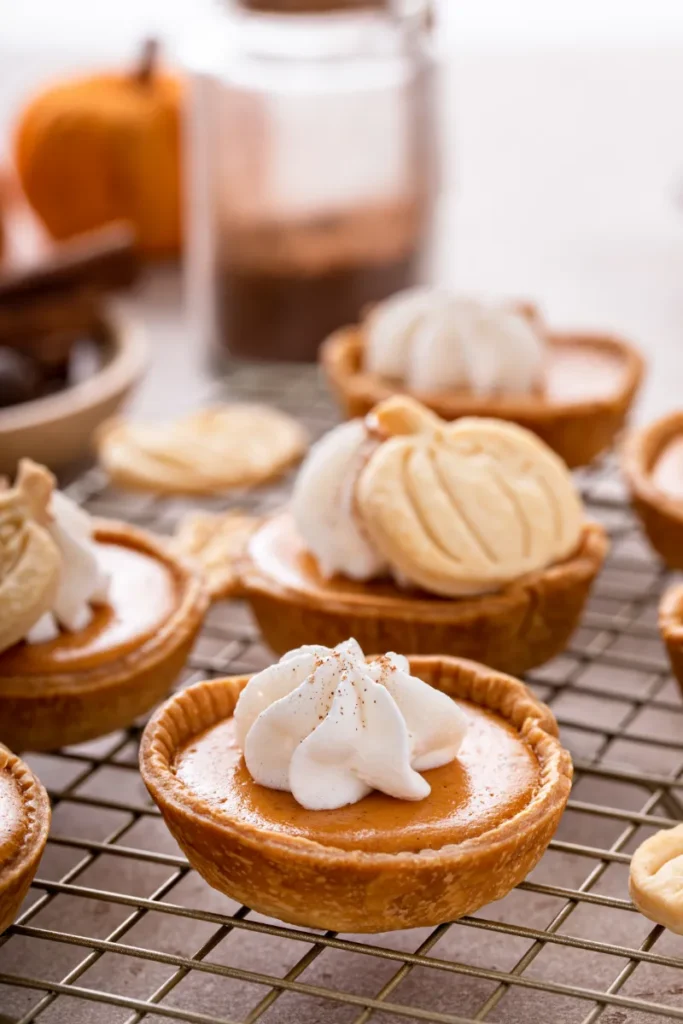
[622,411,683,569]
[140,656,573,933]
[0,744,50,934]
[0,521,208,752]
[322,327,644,469]
[659,585,683,698]
[240,516,608,677]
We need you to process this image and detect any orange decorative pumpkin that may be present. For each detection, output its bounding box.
[0,175,5,264]
[14,41,182,259]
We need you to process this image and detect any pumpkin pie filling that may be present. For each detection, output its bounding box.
[176,703,539,854]
[369,337,629,403]
[364,336,632,405]
[247,513,439,607]
[0,541,177,676]
[542,342,628,402]
[0,770,26,864]
[245,512,598,611]
[652,435,683,501]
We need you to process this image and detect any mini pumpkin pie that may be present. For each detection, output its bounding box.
[0,460,207,751]
[658,585,683,700]
[321,289,644,468]
[234,397,608,675]
[141,640,572,932]
[622,411,683,569]
[0,743,50,934]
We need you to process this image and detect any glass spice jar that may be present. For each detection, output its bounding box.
[184,0,439,362]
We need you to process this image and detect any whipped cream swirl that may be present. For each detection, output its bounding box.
[234,639,468,811]
[365,289,545,396]
[26,487,110,643]
[290,420,386,580]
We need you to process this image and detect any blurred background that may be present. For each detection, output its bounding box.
[2,0,683,436]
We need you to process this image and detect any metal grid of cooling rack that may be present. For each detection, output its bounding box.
[2,362,683,1024]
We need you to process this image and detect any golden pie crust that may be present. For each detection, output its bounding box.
[322,327,644,469]
[238,514,608,677]
[140,655,572,932]
[0,521,208,752]
[622,411,683,569]
[0,743,50,933]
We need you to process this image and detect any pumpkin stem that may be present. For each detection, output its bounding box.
[136,38,159,86]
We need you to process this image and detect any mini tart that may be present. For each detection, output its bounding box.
[659,585,683,699]
[622,411,683,569]
[0,521,208,752]
[0,743,50,933]
[237,514,608,677]
[322,327,644,469]
[140,655,572,933]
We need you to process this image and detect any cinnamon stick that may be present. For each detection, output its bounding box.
[0,222,140,302]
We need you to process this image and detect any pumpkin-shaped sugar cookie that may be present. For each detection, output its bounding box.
[98,405,308,495]
[357,412,583,597]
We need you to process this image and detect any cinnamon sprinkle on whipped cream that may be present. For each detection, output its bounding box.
[234,639,468,811]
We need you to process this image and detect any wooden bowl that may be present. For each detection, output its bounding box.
[0,307,146,475]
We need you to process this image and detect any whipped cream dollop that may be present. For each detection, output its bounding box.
[234,639,468,811]
[290,419,387,580]
[365,289,545,396]
[25,482,110,643]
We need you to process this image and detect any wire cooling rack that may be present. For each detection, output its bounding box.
[1,361,683,1024]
